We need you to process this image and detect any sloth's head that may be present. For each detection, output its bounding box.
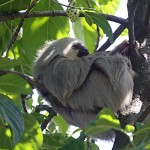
[43,37,89,61]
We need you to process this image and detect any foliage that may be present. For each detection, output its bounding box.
[0,0,149,150]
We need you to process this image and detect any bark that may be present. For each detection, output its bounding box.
[113,0,150,149]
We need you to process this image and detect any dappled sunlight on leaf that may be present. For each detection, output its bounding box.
[84,108,121,136]
[101,0,120,15]
[30,18,49,32]
[0,74,32,94]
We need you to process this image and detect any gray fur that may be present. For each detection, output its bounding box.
[33,37,134,140]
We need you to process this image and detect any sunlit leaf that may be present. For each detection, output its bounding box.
[53,115,69,135]
[84,108,121,136]
[0,74,32,94]
[121,28,128,36]
[21,0,70,67]
[0,94,24,144]
[98,0,113,5]
[100,0,120,15]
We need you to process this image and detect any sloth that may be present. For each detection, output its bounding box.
[33,37,135,140]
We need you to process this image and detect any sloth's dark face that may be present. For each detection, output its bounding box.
[72,43,89,57]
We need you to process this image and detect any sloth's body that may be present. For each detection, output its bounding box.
[33,37,134,139]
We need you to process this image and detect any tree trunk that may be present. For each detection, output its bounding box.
[113,0,150,149]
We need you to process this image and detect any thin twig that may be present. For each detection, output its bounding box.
[94,26,100,52]
[35,105,57,131]
[4,0,39,57]
[85,0,91,8]
[21,94,32,113]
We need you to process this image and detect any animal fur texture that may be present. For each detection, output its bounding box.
[33,37,135,140]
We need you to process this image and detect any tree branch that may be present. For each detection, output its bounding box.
[97,24,127,51]
[136,104,150,123]
[127,0,140,50]
[0,11,127,26]
[35,105,57,131]
[0,70,36,88]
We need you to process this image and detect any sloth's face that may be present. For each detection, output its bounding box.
[63,42,89,60]
[72,43,89,57]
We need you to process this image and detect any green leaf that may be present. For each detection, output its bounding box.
[0,23,11,55]
[31,112,46,124]
[133,120,150,145]
[21,0,70,67]
[85,12,114,43]
[42,133,66,149]
[75,0,101,11]
[98,0,113,5]
[0,74,32,94]
[84,108,121,136]
[0,0,31,14]
[73,18,98,54]
[121,28,128,36]
[14,113,43,150]
[100,0,120,15]
[90,143,99,150]
[59,137,85,150]
[53,115,69,134]
[0,119,13,149]
[0,57,28,69]
[0,94,24,144]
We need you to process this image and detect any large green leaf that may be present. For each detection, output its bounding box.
[14,113,43,150]
[0,74,32,94]
[0,0,31,14]
[85,12,114,43]
[0,57,28,69]
[20,0,70,67]
[84,108,121,136]
[0,94,24,145]
[73,18,98,54]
